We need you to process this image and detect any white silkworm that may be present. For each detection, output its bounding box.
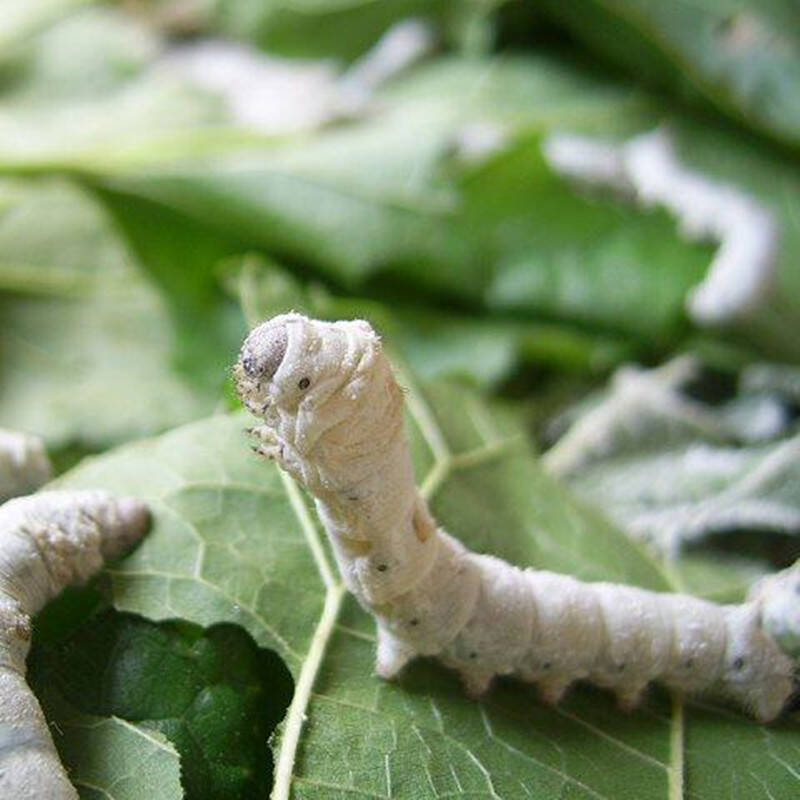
[0,490,150,800]
[543,128,780,326]
[162,19,434,134]
[337,18,435,114]
[235,314,796,722]
[0,429,52,503]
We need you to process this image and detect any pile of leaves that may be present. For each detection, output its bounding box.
[1,1,798,798]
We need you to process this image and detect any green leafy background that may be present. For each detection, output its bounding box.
[0,1,798,797]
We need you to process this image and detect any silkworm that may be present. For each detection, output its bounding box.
[543,128,780,325]
[0,490,150,800]
[235,314,796,722]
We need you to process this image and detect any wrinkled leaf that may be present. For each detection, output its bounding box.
[45,378,799,798]
[1,6,158,101]
[546,357,800,572]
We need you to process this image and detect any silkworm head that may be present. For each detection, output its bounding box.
[235,314,380,419]
[234,315,296,416]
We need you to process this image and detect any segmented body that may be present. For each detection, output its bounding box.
[236,314,795,722]
[0,490,150,800]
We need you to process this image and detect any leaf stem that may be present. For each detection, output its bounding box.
[272,582,346,800]
[668,692,685,800]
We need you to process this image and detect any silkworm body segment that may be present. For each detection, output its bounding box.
[236,315,795,722]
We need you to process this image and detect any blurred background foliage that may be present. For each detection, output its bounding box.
[2,2,799,798]
[1,0,798,458]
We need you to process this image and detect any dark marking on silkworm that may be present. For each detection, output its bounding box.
[242,355,259,376]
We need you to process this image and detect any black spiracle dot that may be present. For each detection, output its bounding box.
[733,657,745,670]
[617,663,626,672]
[409,619,419,627]
[298,377,311,390]
[542,662,552,670]
[469,652,478,660]
[376,564,388,572]
[684,658,694,669]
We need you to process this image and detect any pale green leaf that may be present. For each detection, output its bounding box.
[0,178,234,448]
[0,7,226,169]
[0,0,95,54]
[35,685,184,800]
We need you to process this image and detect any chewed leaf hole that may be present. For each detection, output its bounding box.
[29,608,294,800]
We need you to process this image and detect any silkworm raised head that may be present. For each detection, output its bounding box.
[236,314,796,721]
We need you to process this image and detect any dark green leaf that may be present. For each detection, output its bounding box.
[534,0,800,150]
[31,610,293,800]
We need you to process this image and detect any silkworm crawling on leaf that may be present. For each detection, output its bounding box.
[0,490,150,800]
[543,128,780,325]
[234,314,797,722]
[0,429,52,503]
